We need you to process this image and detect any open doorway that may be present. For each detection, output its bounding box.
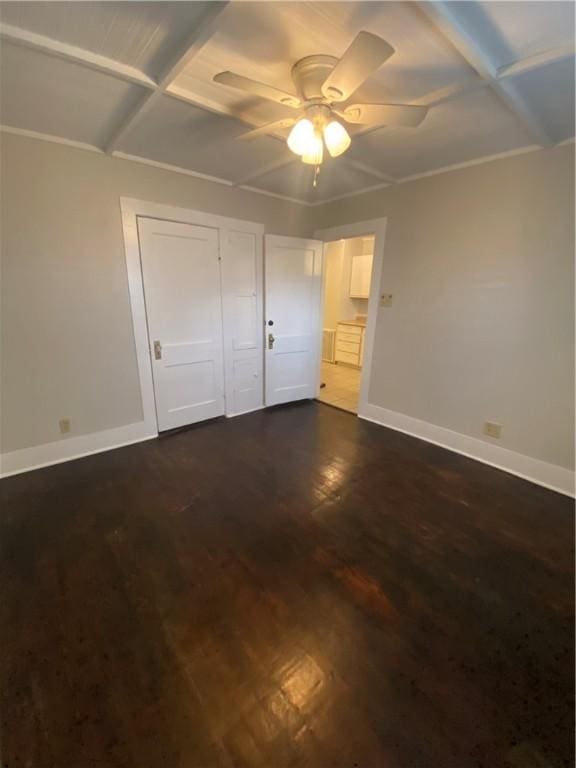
[318,234,374,414]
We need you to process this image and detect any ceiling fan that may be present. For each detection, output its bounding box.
[213,31,429,169]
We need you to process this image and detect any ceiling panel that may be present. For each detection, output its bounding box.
[0,41,146,147]
[348,87,535,179]
[474,1,575,66]
[245,163,317,203]
[308,159,386,203]
[0,1,572,204]
[166,81,293,131]
[0,1,214,78]
[172,1,478,128]
[117,94,292,183]
[503,57,575,145]
[254,156,381,203]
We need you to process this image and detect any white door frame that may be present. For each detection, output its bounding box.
[120,197,264,436]
[314,217,388,419]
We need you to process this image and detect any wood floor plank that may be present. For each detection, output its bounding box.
[0,402,573,767]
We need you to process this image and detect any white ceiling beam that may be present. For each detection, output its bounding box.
[418,1,555,147]
[233,157,297,187]
[498,43,575,80]
[353,41,574,138]
[167,86,305,189]
[104,1,230,153]
[166,84,241,121]
[235,154,397,191]
[167,86,299,142]
[0,23,156,89]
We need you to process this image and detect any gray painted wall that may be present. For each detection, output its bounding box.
[2,134,573,474]
[315,144,575,470]
[0,133,313,453]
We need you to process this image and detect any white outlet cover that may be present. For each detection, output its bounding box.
[483,421,502,438]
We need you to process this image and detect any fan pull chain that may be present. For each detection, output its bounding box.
[313,164,321,187]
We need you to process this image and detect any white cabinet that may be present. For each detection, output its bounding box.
[349,251,373,298]
[335,322,365,367]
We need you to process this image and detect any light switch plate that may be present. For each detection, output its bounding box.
[380,293,393,307]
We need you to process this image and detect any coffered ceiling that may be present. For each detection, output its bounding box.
[0,1,574,205]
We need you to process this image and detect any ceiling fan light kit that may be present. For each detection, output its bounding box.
[287,105,351,163]
[324,120,352,158]
[214,31,430,179]
[286,117,314,155]
[301,132,324,166]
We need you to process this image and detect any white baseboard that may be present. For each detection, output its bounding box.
[226,405,265,418]
[0,405,266,479]
[3,404,573,498]
[359,402,575,498]
[0,421,157,479]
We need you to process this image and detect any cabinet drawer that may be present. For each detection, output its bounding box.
[335,350,360,365]
[337,323,361,336]
[336,329,360,341]
[336,339,360,354]
[337,331,361,344]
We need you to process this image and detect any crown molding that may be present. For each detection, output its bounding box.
[0,124,104,154]
[2,124,572,212]
[238,184,313,207]
[309,179,392,206]
[309,143,556,207]
[398,143,542,183]
[0,125,313,207]
[111,151,235,186]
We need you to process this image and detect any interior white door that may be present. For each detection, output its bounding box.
[138,217,225,431]
[264,234,323,406]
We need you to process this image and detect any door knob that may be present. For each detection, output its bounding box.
[268,333,275,350]
[153,340,162,360]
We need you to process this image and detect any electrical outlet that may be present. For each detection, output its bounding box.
[484,421,502,439]
[59,418,71,434]
[380,293,393,307]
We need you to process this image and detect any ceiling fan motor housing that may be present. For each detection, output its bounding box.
[291,55,339,103]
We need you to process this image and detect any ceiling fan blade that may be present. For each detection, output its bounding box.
[340,103,429,127]
[321,32,395,102]
[237,118,297,141]
[213,71,301,108]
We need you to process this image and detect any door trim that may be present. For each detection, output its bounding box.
[120,197,264,436]
[314,217,388,419]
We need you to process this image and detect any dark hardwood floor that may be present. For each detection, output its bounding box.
[1,402,573,768]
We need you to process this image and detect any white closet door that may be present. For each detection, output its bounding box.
[138,217,225,431]
[220,229,264,416]
[264,235,323,406]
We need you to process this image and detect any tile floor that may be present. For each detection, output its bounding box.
[317,361,361,413]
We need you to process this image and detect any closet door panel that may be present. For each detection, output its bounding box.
[221,229,264,416]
